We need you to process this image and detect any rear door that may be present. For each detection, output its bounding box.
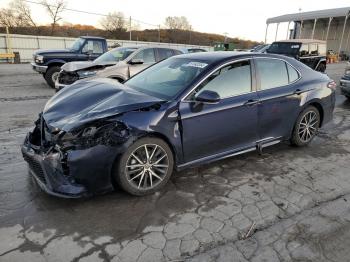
[255,58,303,141]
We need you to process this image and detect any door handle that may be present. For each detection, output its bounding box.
[244,99,260,106]
[294,89,303,95]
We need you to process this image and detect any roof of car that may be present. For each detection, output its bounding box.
[175,51,292,63]
[80,36,106,40]
[273,39,327,44]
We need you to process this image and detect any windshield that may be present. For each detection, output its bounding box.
[70,38,85,51]
[94,47,137,63]
[267,42,301,56]
[125,57,209,100]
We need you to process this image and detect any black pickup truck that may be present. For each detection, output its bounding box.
[31,36,108,87]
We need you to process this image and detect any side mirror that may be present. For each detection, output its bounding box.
[129,58,144,65]
[195,90,220,104]
[83,49,93,55]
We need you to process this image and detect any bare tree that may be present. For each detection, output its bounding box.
[165,16,191,30]
[99,12,126,34]
[10,0,37,27]
[41,0,66,35]
[0,0,37,28]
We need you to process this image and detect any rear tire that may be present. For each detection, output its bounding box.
[114,137,174,196]
[44,66,61,88]
[291,106,320,147]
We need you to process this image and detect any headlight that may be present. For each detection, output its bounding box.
[78,70,97,79]
[35,55,44,64]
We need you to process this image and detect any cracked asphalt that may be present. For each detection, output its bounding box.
[0,62,350,262]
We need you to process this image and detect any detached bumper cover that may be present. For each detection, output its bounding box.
[31,62,48,73]
[21,134,116,198]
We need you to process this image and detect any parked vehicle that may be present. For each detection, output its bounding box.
[340,62,350,100]
[22,52,336,198]
[31,36,108,87]
[187,48,207,53]
[55,46,183,91]
[252,44,270,53]
[267,39,327,72]
[214,42,235,51]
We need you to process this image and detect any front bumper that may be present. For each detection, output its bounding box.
[21,133,116,198]
[31,62,48,73]
[54,79,67,91]
[340,78,350,96]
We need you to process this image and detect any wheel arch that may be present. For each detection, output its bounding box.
[303,100,324,127]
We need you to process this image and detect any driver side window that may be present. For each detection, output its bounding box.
[133,48,156,63]
[190,60,252,100]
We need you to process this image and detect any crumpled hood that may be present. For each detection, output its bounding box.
[43,78,163,131]
[61,61,118,72]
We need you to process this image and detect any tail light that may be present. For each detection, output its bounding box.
[327,80,337,91]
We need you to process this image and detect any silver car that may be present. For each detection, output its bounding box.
[55,46,183,90]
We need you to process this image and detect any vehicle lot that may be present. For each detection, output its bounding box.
[0,63,350,261]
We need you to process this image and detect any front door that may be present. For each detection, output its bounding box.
[179,59,259,163]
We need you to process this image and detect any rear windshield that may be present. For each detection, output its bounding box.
[267,42,301,56]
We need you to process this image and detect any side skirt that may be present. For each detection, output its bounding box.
[176,137,283,171]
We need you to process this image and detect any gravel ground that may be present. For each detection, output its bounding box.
[0,62,349,262]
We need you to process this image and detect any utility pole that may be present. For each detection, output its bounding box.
[158,25,161,43]
[129,16,132,41]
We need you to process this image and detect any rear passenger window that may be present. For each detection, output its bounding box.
[157,48,174,61]
[256,59,289,90]
[287,64,299,83]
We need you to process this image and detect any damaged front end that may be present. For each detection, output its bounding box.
[21,114,132,198]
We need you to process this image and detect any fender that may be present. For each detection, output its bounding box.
[46,59,66,67]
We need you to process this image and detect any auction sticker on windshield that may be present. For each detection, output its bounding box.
[184,62,208,68]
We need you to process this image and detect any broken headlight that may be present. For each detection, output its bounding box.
[78,70,97,79]
[58,121,130,148]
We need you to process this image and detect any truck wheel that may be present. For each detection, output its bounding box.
[44,66,61,88]
[317,63,326,73]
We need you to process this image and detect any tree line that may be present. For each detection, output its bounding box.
[0,0,260,48]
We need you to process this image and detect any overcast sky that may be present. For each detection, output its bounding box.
[1,0,350,42]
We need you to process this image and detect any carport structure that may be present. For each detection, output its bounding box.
[266,7,350,54]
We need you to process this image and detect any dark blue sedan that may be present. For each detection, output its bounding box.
[21,52,336,197]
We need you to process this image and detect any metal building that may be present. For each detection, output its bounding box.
[266,7,350,54]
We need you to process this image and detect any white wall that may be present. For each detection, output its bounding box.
[0,33,213,62]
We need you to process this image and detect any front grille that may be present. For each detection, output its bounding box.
[23,154,46,184]
[58,71,79,85]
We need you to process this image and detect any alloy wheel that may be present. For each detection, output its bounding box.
[52,71,59,83]
[298,111,319,143]
[125,144,169,190]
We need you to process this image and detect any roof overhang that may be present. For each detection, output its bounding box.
[267,7,350,24]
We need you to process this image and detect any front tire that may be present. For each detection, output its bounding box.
[44,66,61,88]
[115,137,174,196]
[291,106,320,146]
